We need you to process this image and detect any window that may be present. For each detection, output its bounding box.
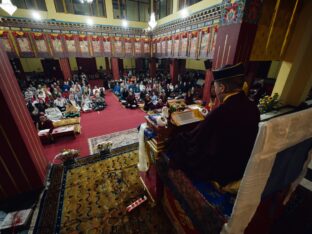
[113,0,150,22]
[12,0,47,11]
[154,0,173,20]
[179,0,202,10]
[54,0,107,17]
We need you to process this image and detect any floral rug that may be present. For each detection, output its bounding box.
[34,149,174,234]
[88,128,139,154]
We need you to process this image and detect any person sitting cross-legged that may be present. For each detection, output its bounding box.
[125,91,138,109]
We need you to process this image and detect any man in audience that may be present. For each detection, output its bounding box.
[168,63,260,186]
[38,114,54,133]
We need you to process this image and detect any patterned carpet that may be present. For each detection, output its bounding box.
[88,128,139,154]
[35,149,174,234]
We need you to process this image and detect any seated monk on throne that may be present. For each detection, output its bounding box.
[168,63,260,187]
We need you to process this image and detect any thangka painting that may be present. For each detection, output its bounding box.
[167,39,172,57]
[143,41,150,57]
[199,28,211,58]
[152,40,156,57]
[65,35,77,57]
[161,39,167,57]
[13,32,34,57]
[189,32,199,59]
[156,41,161,57]
[180,35,188,58]
[134,39,142,57]
[91,36,103,57]
[209,27,218,58]
[113,38,123,57]
[32,33,51,58]
[173,37,180,58]
[50,35,65,57]
[103,38,112,57]
[78,36,91,57]
[0,31,17,57]
[124,40,133,57]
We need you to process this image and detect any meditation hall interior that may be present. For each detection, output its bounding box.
[1,0,312,233]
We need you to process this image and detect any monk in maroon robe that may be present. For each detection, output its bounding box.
[169,63,260,186]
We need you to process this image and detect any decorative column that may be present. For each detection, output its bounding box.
[149,58,156,78]
[213,0,263,69]
[59,58,72,81]
[0,43,47,201]
[170,59,179,84]
[111,57,119,80]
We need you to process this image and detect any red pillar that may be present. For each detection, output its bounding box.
[202,69,214,104]
[149,58,156,78]
[170,59,179,84]
[105,57,110,73]
[111,57,119,80]
[0,43,47,201]
[59,58,72,81]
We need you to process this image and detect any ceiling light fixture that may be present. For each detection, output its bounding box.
[0,0,17,16]
[80,0,93,3]
[122,19,128,28]
[148,12,157,30]
[180,8,189,18]
[32,11,41,20]
[86,18,93,25]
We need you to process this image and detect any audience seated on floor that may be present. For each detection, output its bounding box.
[22,73,108,130]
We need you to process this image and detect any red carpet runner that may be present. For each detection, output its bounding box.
[43,91,146,162]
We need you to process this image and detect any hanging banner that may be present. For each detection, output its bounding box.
[113,37,124,57]
[189,31,199,59]
[179,33,188,58]
[103,37,112,57]
[50,34,65,58]
[78,35,91,57]
[156,40,161,57]
[199,28,211,58]
[173,35,180,58]
[13,32,34,57]
[124,38,133,57]
[152,39,156,57]
[143,39,150,57]
[31,32,51,58]
[0,31,17,58]
[167,37,172,57]
[209,26,218,58]
[134,38,142,57]
[161,38,167,58]
[91,36,103,57]
[65,34,77,57]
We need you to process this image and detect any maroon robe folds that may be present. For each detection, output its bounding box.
[169,91,260,186]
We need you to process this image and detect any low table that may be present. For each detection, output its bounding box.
[38,129,51,144]
[52,126,75,140]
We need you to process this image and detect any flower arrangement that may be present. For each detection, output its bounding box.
[54,149,79,163]
[258,93,280,114]
[94,141,113,153]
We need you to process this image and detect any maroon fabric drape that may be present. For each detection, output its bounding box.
[0,43,47,201]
